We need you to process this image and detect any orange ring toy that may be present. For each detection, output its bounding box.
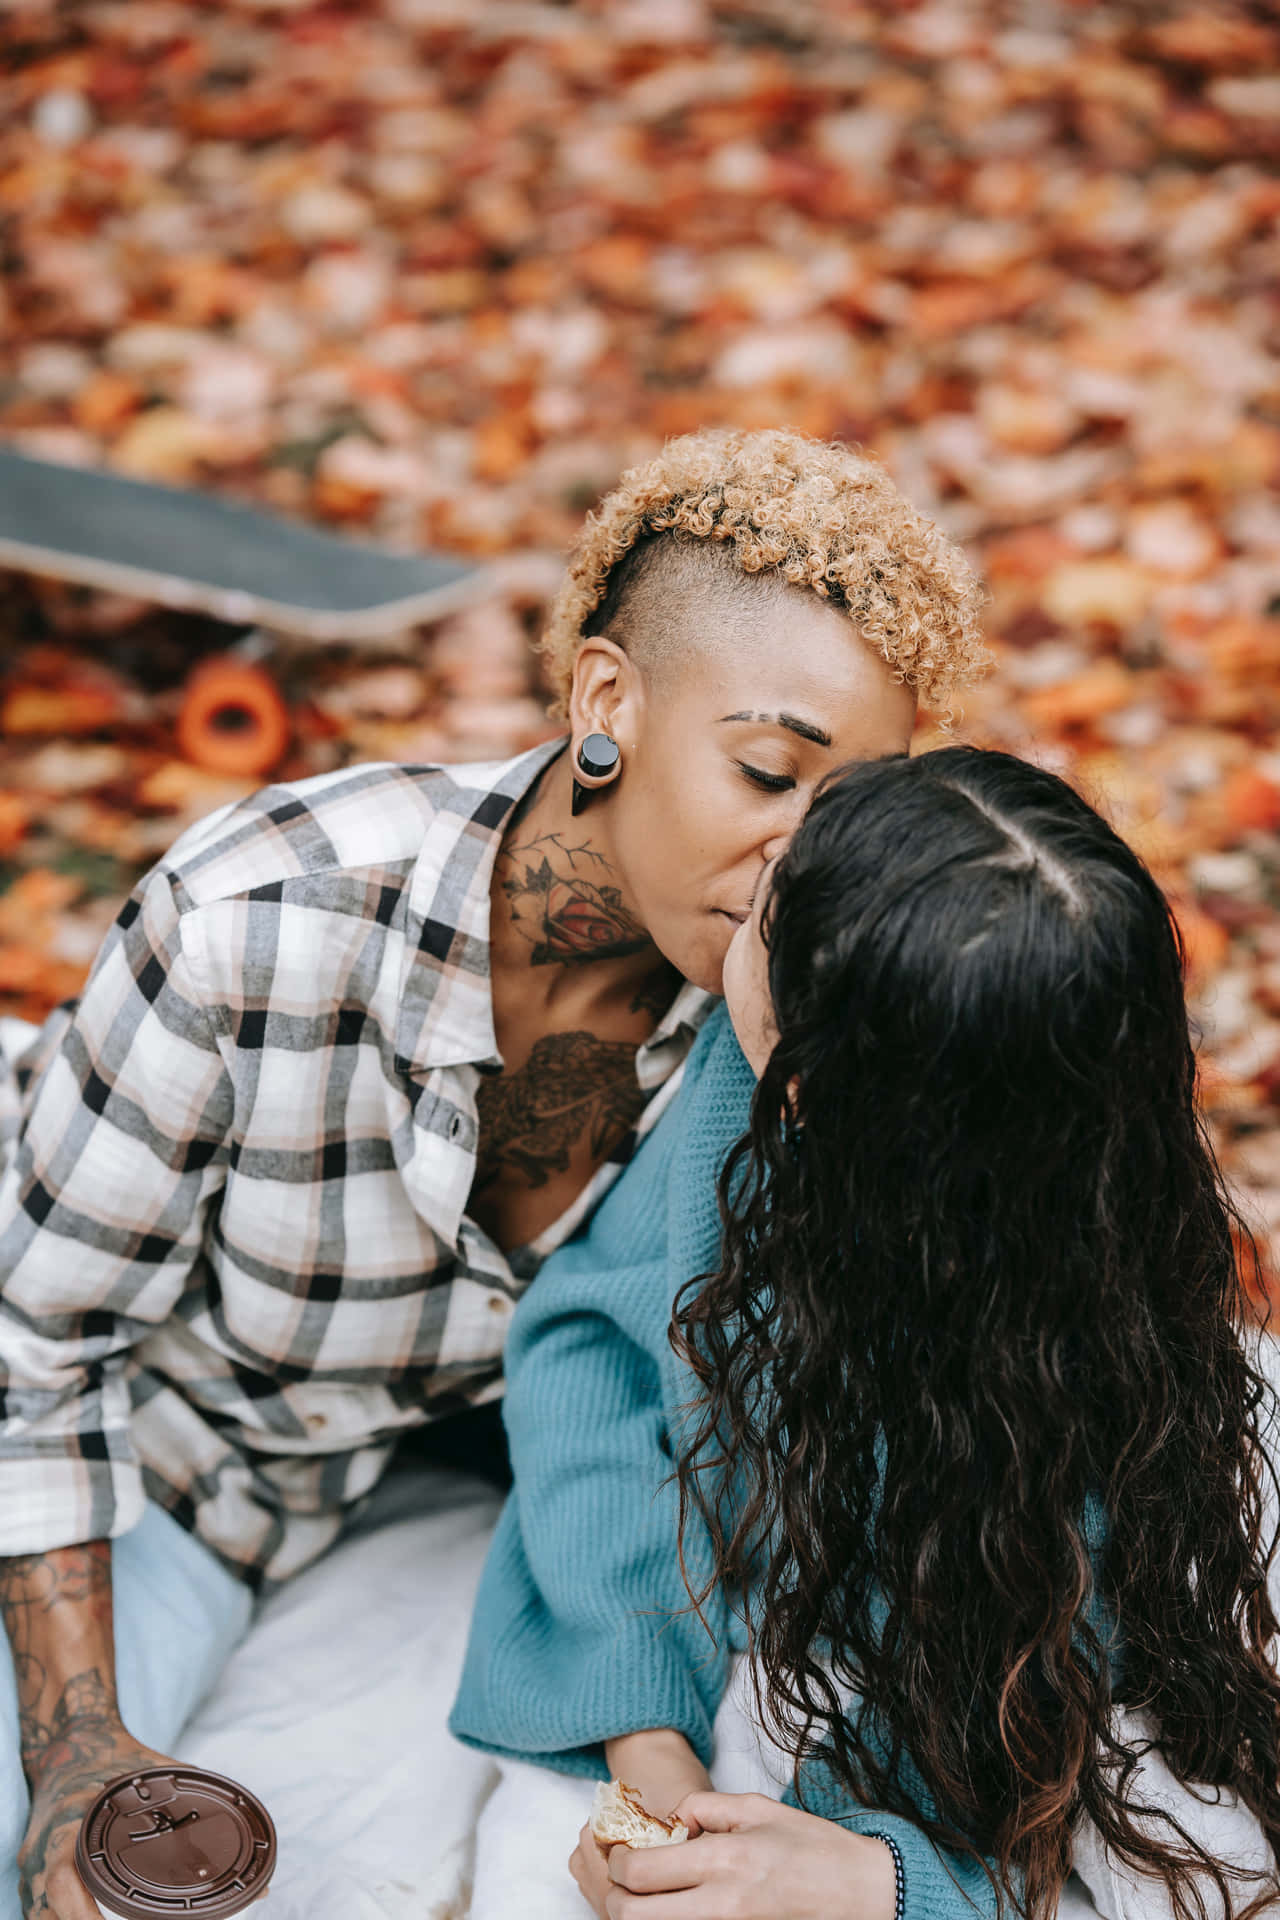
[176,656,291,778]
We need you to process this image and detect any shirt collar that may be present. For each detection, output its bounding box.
[396,735,569,1074]
[634,977,717,1087]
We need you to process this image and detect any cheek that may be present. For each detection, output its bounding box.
[624,747,764,881]
[722,945,749,1039]
[722,927,775,1072]
[618,766,698,877]
[751,950,775,1042]
[720,933,742,1007]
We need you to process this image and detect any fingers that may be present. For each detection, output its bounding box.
[604,1888,708,1920]
[607,1832,740,1895]
[572,1817,609,1872]
[570,1820,615,1919]
[43,1857,106,1920]
[21,1824,96,1920]
[669,1789,775,1834]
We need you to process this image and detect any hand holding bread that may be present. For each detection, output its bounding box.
[571,1732,708,1917]
[602,1793,900,1920]
[590,1779,690,1850]
[571,1778,691,1917]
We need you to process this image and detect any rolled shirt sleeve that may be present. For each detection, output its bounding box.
[0,862,233,1554]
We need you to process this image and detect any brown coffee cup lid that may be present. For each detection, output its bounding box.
[76,1766,276,1918]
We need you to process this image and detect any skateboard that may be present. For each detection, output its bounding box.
[0,446,489,642]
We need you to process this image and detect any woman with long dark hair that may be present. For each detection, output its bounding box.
[451,746,1280,1920]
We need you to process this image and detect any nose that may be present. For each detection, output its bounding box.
[761,787,808,866]
[749,853,782,914]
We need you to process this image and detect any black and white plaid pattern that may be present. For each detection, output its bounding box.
[0,739,712,1588]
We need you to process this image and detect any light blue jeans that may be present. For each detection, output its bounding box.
[0,1444,504,1920]
[0,1503,252,1918]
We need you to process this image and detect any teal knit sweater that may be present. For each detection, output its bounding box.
[450,1006,1107,1917]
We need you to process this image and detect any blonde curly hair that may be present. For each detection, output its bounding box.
[538,428,989,718]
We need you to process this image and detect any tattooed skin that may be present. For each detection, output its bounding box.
[496,829,649,966]
[474,1031,649,1191]
[16,1704,164,1920]
[0,1544,165,1916]
[630,961,682,1021]
[21,1668,120,1781]
[1,1546,114,1773]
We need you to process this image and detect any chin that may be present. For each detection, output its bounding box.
[653,922,730,998]
[687,956,727,996]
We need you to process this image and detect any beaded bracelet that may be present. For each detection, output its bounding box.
[866,1829,907,1920]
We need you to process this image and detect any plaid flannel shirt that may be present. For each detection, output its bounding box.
[0,738,712,1588]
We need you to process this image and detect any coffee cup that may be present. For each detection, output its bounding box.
[76,1766,276,1918]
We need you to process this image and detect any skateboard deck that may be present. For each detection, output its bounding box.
[0,447,489,640]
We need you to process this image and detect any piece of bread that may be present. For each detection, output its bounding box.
[589,1780,690,1849]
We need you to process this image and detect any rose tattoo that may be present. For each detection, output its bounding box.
[500,836,649,965]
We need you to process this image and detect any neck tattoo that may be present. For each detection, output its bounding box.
[498,828,649,966]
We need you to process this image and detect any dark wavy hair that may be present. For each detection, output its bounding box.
[672,746,1280,1920]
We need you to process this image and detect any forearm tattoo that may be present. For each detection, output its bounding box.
[0,1546,119,1784]
[1,1546,147,1914]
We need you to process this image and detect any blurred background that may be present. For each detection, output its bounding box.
[0,0,1278,1298]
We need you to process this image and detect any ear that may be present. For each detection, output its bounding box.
[568,636,645,747]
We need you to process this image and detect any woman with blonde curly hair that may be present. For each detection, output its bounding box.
[0,428,979,1920]
[527,425,985,1020]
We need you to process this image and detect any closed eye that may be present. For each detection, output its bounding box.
[737,762,795,793]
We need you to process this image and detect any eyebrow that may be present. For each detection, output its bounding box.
[717,711,834,748]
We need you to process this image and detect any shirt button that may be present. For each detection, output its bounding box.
[306,1411,328,1430]
[487,1296,512,1316]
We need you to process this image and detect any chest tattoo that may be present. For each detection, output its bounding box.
[474,1031,648,1191]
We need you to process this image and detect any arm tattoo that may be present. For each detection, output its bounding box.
[3,1550,147,1913]
[474,1031,648,1190]
[22,1667,121,1786]
[0,1546,119,1780]
[0,1547,110,1616]
[15,1661,141,1916]
[497,831,649,965]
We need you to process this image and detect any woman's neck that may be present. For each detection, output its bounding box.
[488,748,676,1018]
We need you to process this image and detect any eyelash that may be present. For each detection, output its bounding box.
[737,762,795,794]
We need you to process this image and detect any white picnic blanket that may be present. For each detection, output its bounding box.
[181,1464,506,1920]
[181,1498,1104,1920]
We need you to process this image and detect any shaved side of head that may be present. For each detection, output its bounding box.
[583,532,798,692]
[541,428,987,721]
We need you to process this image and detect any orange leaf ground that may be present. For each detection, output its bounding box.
[0,0,1277,1299]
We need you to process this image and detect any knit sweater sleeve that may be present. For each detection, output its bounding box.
[448,1010,749,1777]
[774,1705,1015,1920]
[446,1259,733,1777]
